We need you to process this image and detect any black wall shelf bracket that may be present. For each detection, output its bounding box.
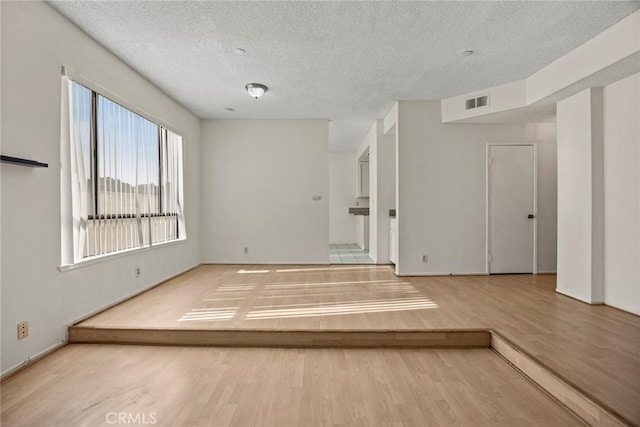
[1,155,49,168]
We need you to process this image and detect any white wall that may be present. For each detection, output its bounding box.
[603,73,640,314]
[329,153,357,244]
[356,216,369,251]
[396,101,557,275]
[536,135,558,273]
[556,88,605,304]
[354,125,375,256]
[1,2,201,375]
[200,120,329,264]
[363,120,396,264]
[377,126,396,264]
[556,74,640,314]
[368,124,380,261]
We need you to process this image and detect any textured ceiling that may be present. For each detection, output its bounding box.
[50,1,640,151]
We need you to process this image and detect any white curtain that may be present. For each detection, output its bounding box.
[91,94,159,257]
[68,80,91,263]
[155,128,185,244]
[170,130,186,240]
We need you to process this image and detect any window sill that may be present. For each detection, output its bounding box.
[58,238,187,273]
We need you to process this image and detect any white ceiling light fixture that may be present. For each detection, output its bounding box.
[234,48,246,55]
[245,83,268,99]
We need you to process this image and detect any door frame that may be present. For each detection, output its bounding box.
[485,143,538,275]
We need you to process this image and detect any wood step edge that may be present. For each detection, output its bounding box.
[68,327,491,348]
[490,330,632,427]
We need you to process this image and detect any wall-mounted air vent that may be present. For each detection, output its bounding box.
[476,95,489,107]
[465,98,476,110]
[465,94,490,110]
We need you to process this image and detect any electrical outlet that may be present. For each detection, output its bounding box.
[422,255,428,263]
[135,266,141,278]
[243,247,249,255]
[17,321,29,340]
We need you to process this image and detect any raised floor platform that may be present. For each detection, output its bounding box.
[69,265,640,425]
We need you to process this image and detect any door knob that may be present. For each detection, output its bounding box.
[528,214,535,219]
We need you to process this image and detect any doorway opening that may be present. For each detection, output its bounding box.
[330,244,374,264]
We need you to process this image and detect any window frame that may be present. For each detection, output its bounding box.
[61,67,186,268]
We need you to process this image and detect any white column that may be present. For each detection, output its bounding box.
[556,88,604,303]
[602,73,640,314]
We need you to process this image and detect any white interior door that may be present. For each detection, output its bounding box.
[488,145,535,274]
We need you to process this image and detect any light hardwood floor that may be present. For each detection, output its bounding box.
[74,265,640,425]
[0,344,583,427]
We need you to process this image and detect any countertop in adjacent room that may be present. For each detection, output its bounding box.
[348,207,369,215]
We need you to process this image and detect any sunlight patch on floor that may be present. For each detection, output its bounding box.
[263,279,406,288]
[246,298,439,320]
[178,308,237,322]
[255,290,420,299]
[178,278,437,322]
[276,266,391,273]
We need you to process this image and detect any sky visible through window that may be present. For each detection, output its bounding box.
[72,82,161,215]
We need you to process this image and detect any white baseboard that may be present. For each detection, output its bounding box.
[1,341,66,380]
[201,261,331,266]
[555,288,604,305]
[603,303,640,316]
[395,271,489,277]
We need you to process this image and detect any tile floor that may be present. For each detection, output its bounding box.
[329,243,375,264]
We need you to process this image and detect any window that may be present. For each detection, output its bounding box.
[67,80,185,263]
